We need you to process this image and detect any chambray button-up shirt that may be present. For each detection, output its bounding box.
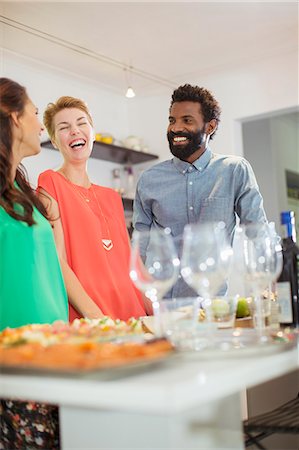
[133,148,267,298]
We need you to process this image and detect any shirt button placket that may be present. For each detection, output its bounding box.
[187,170,195,221]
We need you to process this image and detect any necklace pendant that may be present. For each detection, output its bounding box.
[85,198,90,202]
[102,239,113,251]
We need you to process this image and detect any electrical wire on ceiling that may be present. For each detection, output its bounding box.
[0,16,177,89]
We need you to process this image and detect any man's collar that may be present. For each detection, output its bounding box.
[172,147,212,173]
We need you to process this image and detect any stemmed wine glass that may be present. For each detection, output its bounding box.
[129,228,180,334]
[235,223,281,337]
[266,223,283,327]
[180,222,233,324]
[268,222,283,289]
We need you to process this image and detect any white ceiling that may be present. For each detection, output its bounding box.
[1,1,298,96]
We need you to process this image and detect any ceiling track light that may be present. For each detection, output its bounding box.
[0,16,177,89]
[125,87,136,98]
[124,66,136,98]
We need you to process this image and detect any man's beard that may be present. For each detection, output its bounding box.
[167,127,206,161]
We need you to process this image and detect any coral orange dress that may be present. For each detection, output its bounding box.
[38,170,146,321]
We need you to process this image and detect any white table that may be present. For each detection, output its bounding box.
[1,345,298,450]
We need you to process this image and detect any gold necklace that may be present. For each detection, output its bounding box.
[90,186,113,251]
[61,172,113,251]
[72,185,91,203]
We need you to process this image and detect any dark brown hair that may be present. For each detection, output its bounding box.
[170,84,221,139]
[44,96,93,141]
[0,77,48,225]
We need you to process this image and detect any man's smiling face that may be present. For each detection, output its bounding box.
[167,101,207,163]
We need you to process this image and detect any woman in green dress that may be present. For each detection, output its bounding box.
[0,78,68,449]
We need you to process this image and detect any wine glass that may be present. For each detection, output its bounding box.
[266,223,283,328]
[236,223,280,337]
[129,228,180,334]
[180,222,233,324]
[268,222,283,286]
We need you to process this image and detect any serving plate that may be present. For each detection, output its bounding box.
[0,351,175,380]
[0,337,174,379]
[142,315,297,359]
[175,328,297,359]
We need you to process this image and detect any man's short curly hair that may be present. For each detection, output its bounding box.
[170,84,221,138]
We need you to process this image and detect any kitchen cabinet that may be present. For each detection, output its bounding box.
[41,140,159,165]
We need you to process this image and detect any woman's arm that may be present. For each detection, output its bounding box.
[38,188,104,319]
[126,230,153,316]
[142,295,154,316]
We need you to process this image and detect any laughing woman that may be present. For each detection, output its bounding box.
[38,96,150,322]
[0,78,68,449]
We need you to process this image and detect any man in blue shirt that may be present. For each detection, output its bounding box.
[133,84,267,298]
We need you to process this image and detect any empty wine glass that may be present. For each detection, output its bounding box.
[180,222,233,324]
[129,228,180,333]
[236,223,279,337]
[268,222,283,286]
[266,223,283,328]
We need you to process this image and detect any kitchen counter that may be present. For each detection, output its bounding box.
[1,342,298,449]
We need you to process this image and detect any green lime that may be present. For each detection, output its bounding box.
[236,298,250,318]
[211,299,230,318]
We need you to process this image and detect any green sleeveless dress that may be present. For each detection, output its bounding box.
[0,201,68,331]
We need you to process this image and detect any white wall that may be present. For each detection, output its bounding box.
[271,113,299,223]
[242,112,299,230]
[1,49,132,187]
[2,48,298,199]
[128,50,298,161]
[2,50,130,140]
[242,117,278,223]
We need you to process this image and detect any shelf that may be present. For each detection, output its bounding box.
[41,140,159,165]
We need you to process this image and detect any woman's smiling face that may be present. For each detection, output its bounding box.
[52,108,94,162]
